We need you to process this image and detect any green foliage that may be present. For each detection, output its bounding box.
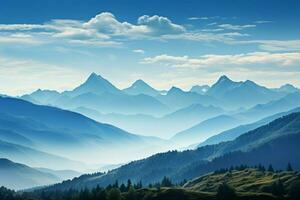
[0,187,15,200]
[108,188,121,200]
[287,162,293,171]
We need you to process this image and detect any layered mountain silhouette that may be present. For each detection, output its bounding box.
[75,103,224,138]
[156,86,221,111]
[171,91,300,147]
[198,106,300,147]
[0,97,165,165]
[0,157,80,190]
[43,112,300,190]
[171,115,241,147]
[0,139,85,170]
[0,158,60,190]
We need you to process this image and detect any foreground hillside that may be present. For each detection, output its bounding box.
[3,168,300,200]
[185,168,300,194]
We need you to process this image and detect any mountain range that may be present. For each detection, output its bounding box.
[20,73,299,139]
[75,103,225,138]
[2,73,300,191]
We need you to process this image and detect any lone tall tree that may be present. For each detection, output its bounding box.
[287,162,293,171]
[268,164,274,172]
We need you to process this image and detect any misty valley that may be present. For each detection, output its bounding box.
[1,73,300,200]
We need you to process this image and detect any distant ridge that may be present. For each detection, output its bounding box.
[123,79,160,96]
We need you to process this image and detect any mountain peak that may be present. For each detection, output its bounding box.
[67,73,120,96]
[167,87,184,95]
[132,79,149,87]
[217,75,233,83]
[123,79,160,96]
[207,75,240,97]
[243,80,256,86]
[86,72,105,83]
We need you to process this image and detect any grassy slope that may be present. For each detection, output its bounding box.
[184,168,299,194]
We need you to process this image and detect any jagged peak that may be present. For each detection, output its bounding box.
[243,80,257,86]
[216,75,233,83]
[86,72,104,82]
[132,79,148,86]
[167,86,184,95]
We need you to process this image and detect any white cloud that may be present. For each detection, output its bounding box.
[236,40,300,52]
[218,23,256,30]
[163,31,248,42]
[137,15,186,35]
[133,49,145,54]
[142,52,300,71]
[207,22,218,26]
[0,56,84,95]
[0,33,44,45]
[0,24,44,31]
[254,20,272,24]
[0,12,187,46]
[84,12,150,36]
[188,17,210,20]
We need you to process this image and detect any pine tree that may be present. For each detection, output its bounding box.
[268,164,274,172]
[287,162,293,171]
[113,180,119,188]
[108,188,121,200]
[161,176,173,187]
[119,183,127,192]
[127,179,132,191]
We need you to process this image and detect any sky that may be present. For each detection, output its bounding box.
[0,0,300,95]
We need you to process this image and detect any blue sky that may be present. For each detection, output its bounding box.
[0,0,300,95]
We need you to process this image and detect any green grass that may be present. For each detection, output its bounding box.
[184,168,299,194]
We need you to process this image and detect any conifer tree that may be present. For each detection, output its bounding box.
[287,162,293,171]
[268,164,274,172]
